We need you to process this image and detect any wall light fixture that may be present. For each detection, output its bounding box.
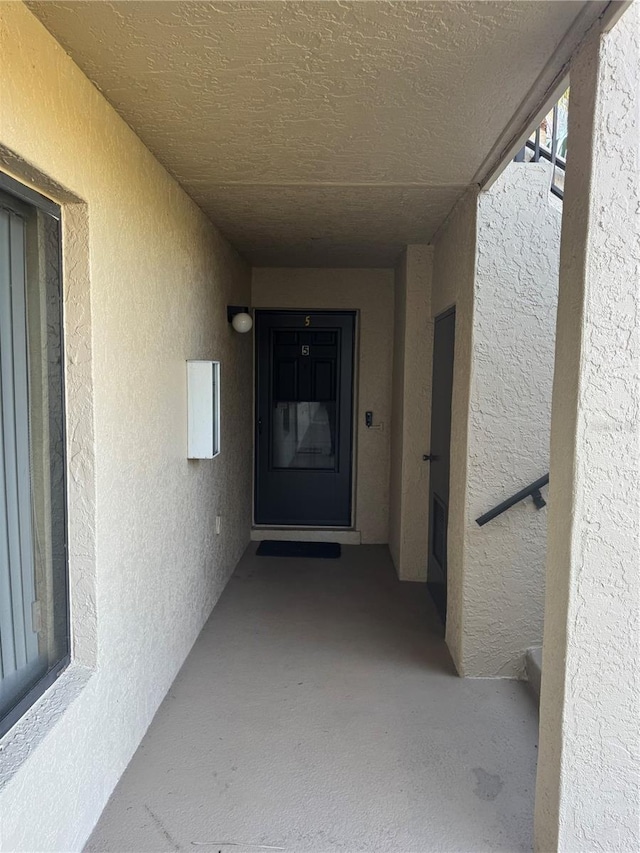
[227,306,253,333]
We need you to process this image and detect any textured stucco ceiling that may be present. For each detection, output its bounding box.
[28,1,598,266]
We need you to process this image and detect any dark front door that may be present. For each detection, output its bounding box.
[255,311,355,526]
[427,307,456,623]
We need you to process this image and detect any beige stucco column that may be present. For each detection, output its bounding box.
[389,245,433,581]
[534,6,640,850]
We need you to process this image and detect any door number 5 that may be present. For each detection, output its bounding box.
[305,315,311,326]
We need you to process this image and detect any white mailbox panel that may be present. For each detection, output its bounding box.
[187,360,220,459]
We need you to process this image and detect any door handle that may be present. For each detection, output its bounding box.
[423,453,439,462]
[257,417,263,435]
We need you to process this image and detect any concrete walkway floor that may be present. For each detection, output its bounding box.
[86,545,539,853]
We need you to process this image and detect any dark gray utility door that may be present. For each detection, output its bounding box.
[427,307,456,623]
[255,310,355,526]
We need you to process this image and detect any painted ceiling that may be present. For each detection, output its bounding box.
[28,1,602,266]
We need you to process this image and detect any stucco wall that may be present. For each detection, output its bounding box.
[535,7,640,849]
[389,254,408,567]
[430,166,560,677]
[389,245,433,580]
[431,190,477,672]
[462,162,560,676]
[251,267,394,544]
[0,4,252,850]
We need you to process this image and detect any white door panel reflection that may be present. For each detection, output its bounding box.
[272,401,336,469]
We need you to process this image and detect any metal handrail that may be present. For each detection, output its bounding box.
[476,474,549,527]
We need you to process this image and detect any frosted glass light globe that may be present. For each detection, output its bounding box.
[231,312,253,333]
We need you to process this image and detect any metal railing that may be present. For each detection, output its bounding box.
[476,474,549,527]
[515,90,568,200]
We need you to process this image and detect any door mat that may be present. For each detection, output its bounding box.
[256,540,341,559]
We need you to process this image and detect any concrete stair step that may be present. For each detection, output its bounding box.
[525,646,543,707]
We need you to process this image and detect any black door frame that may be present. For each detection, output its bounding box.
[427,305,456,624]
[253,309,356,527]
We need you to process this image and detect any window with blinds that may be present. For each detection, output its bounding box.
[0,176,69,738]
